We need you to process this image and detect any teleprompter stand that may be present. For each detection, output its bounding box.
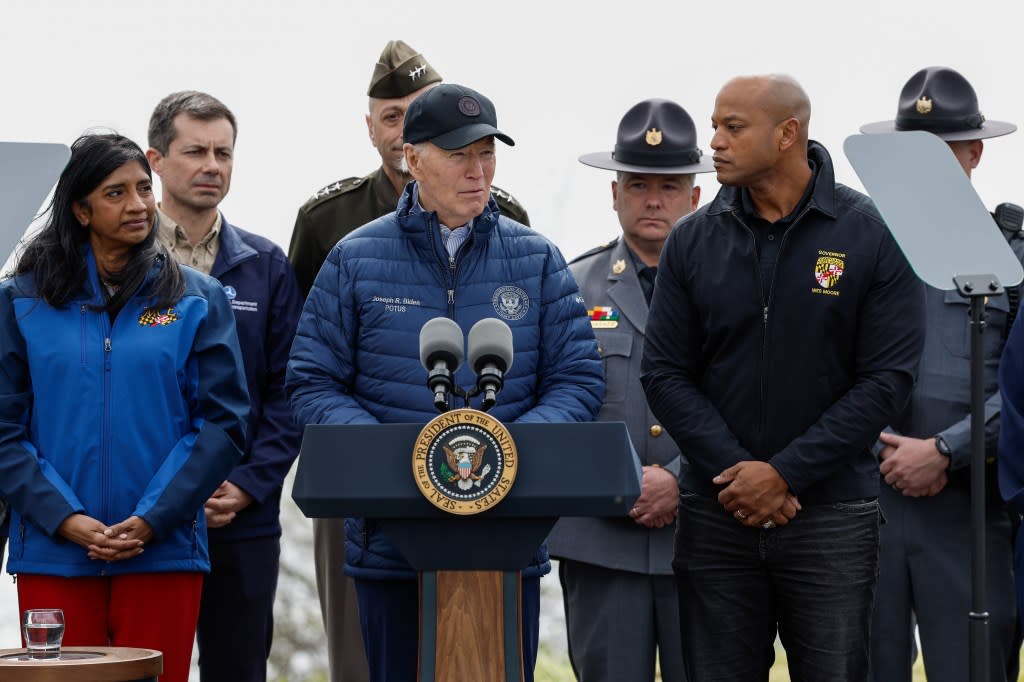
[954,274,1003,682]
[846,131,1024,682]
[292,421,641,681]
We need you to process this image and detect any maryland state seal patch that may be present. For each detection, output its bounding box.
[138,308,179,327]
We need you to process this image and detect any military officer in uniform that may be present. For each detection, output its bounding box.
[286,40,529,682]
[547,99,714,682]
[288,39,529,296]
[861,66,1023,682]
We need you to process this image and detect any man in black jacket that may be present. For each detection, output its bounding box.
[641,74,925,682]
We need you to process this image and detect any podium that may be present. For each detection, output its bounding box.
[292,420,641,682]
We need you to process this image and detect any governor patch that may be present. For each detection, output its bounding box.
[812,250,846,297]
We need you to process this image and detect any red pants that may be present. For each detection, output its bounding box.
[18,572,203,682]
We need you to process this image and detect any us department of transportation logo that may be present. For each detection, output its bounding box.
[492,285,529,320]
[413,408,518,515]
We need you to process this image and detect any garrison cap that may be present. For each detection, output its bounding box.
[404,83,514,150]
[367,40,442,99]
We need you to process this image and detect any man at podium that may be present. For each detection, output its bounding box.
[286,83,603,682]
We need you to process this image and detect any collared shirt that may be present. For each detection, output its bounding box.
[410,185,472,258]
[158,208,222,275]
[739,160,818,301]
[624,243,657,305]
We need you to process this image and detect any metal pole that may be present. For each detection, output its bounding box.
[968,294,990,682]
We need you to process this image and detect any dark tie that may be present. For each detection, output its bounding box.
[639,266,657,305]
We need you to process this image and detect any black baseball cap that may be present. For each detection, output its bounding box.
[403,84,515,150]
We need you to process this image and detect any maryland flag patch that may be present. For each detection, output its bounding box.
[814,256,845,289]
[138,308,179,327]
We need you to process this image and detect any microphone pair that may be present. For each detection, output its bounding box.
[419,317,514,413]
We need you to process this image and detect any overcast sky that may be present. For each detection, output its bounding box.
[3,0,1024,264]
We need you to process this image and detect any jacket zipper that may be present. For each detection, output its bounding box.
[101,313,113,573]
[80,305,88,364]
[730,206,813,453]
[426,215,467,320]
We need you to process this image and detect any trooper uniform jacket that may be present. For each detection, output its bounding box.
[547,236,679,575]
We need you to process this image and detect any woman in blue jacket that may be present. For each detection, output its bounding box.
[0,133,249,682]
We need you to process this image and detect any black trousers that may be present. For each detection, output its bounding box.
[196,535,280,682]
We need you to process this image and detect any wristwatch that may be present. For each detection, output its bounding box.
[934,435,953,465]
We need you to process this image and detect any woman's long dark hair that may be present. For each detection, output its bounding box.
[16,133,184,314]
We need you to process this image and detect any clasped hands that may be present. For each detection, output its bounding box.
[58,513,153,562]
[628,465,679,528]
[715,461,801,528]
[877,432,948,497]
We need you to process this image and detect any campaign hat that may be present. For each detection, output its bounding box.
[860,66,1015,141]
[579,98,714,174]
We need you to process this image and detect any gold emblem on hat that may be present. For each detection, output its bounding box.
[916,96,933,115]
[612,259,627,275]
[645,128,662,146]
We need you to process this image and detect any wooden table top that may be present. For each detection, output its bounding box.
[0,646,162,681]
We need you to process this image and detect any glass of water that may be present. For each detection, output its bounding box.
[22,608,65,659]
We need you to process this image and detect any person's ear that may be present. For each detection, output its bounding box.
[72,201,91,227]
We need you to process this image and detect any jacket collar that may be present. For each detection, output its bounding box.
[83,242,165,305]
[211,213,258,278]
[395,181,499,246]
[707,140,838,220]
[605,237,649,334]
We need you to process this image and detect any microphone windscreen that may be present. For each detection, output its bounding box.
[468,318,514,373]
[419,317,464,369]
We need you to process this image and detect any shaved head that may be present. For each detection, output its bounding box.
[719,74,811,140]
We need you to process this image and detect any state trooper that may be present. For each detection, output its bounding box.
[861,65,1023,682]
[548,98,714,682]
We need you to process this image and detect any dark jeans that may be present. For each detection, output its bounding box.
[354,574,540,682]
[675,490,880,682]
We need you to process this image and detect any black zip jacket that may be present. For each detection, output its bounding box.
[640,141,925,505]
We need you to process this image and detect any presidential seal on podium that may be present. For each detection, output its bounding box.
[413,408,518,515]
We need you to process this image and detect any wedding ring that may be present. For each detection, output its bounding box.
[734,510,748,520]
[762,520,776,530]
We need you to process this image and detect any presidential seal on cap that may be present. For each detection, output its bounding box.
[367,39,442,99]
[860,66,1016,142]
[580,98,715,174]
[403,83,515,150]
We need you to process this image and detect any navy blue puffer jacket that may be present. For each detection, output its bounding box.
[287,183,604,580]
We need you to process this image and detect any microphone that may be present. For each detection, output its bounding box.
[467,318,514,411]
[419,317,464,412]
